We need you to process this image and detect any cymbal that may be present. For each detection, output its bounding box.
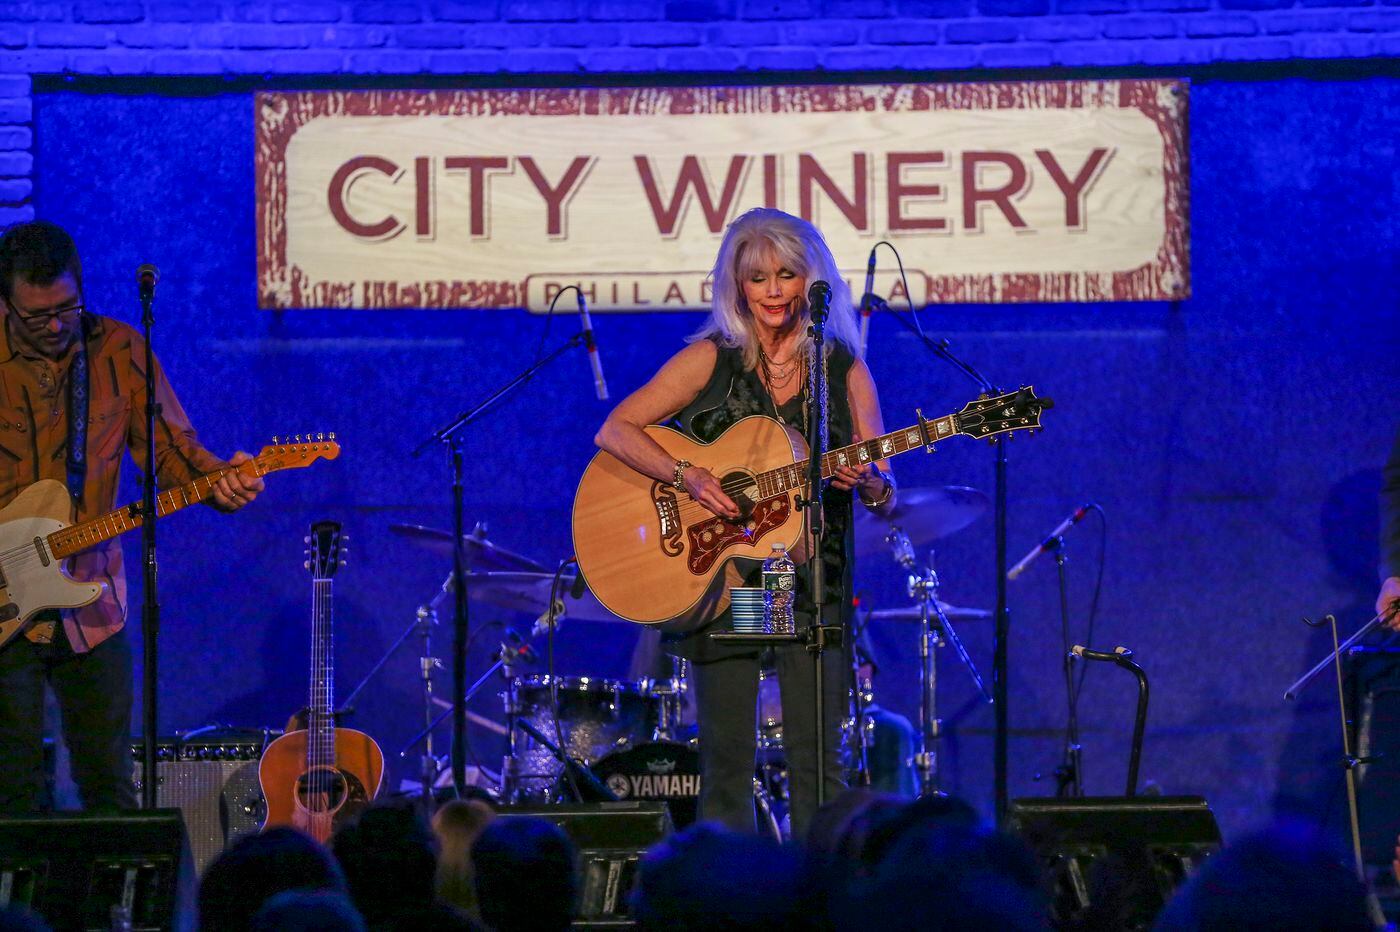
[868,603,993,621]
[390,524,547,574]
[462,571,617,623]
[853,485,989,556]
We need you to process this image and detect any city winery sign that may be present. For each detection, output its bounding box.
[255,80,1189,310]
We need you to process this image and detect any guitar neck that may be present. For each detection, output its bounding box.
[758,412,958,497]
[308,578,336,769]
[47,460,264,560]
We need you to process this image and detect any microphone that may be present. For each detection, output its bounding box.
[576,290,608,401]
[1006,503,1094,581]
[859,246,876,353]
[136,263,160,301]
[807,280,832,323]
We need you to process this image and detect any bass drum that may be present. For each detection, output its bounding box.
[592,741,701,829]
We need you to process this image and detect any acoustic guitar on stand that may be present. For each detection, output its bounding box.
[0,436,341,652]
[573,387,1051,629]
[259,520,384,843]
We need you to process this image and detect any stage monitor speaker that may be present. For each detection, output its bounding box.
[498,801,673,927]
[130,738,267,875]
[1008,795,1222,929]
[0,809,194,932]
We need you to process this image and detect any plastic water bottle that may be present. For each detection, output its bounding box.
[762,543,797,635]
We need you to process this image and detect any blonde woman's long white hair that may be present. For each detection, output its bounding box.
[692,208,862,370]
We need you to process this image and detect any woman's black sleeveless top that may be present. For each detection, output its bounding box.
[663,337,858,662]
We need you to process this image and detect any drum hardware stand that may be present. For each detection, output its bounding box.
[414,321,594,797]
[1284,611,1389,929]
[642,658,689,742]
[343,581,450,811]
[400,607,562,802]
[891,539,991,798]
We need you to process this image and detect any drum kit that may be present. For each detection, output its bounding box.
[377,485,994,834]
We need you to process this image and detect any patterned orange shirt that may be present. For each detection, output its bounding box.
[0,312,226,652]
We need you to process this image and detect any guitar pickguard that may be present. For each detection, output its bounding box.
[686,493,791,576]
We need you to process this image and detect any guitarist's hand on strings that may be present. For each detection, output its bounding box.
[682,465,742,521]
[212,451,265,513]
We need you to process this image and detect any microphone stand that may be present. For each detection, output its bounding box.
[139,282,159,810]
[1050,538,1083,798]
[864,295,1011,823]
[804,288,834,811]
[412,331,588,797]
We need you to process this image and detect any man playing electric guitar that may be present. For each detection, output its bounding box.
[0,221,263,813]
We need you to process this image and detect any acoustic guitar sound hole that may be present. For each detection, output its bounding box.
[295,766,368,814]
[719,471,760,522]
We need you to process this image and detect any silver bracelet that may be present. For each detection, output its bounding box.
[860,475,894,508]
[673,459,693,492]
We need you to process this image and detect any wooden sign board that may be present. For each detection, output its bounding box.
[256,80,1189,310]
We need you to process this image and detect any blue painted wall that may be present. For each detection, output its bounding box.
[30,70,1399,841]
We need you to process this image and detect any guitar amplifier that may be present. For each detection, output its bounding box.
[130,734,273,875]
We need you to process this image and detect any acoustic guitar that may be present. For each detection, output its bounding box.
[0,437,341,652]
[259,520,383,843]
[573,387,1051,629]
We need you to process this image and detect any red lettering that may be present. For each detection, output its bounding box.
[634,155,749,237]
[798,153,869,231]
[443,156,510,237]
[1035,148,1112,230]
[762,154,780,210]
[662,281,685,304]
[327,156,404,240]
[886,152,947,232]
[519,156,594,237]
[962,152,1030,231]
[414,156,432,238]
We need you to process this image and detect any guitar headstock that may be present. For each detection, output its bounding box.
[954,387,1053,442]
[256,433,342,474]
[305,520,346,581]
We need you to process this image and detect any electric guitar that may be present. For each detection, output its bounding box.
[573,387,1051,629]
[0,436,341,652]
[259,520,383,843]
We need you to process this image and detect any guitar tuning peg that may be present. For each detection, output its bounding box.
[294,434,302,443]
[329,432,336,440]
[272,435,279,444]
[303,536,310,544]
[303,560,311,570]
[316,432,324,441]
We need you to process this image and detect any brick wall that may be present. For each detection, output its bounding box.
[1,0,1397,226]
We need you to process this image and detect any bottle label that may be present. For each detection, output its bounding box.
[763,570,796,593]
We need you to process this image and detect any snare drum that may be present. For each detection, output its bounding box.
[507,675,656,800]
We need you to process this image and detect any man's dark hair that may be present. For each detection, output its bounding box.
[197,827,346,932]
[473,816,578,932]
[0,221,83,302]
[631,823,808,931]
[330,800,441,929]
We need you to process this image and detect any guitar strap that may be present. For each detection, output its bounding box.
[24,315,91,647]
[65,311,91,505]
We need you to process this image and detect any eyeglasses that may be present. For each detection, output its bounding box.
[6,301,84,325]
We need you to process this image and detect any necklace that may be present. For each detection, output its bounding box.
[759,348,803,391]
